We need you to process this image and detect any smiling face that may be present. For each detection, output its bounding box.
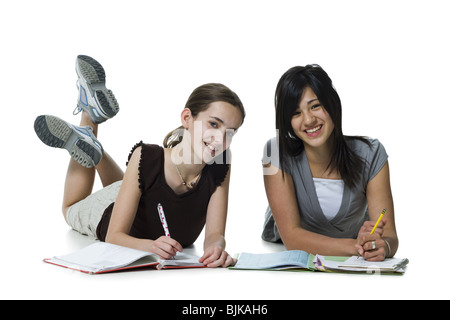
[290,86,335,153]
[183,101,243,164]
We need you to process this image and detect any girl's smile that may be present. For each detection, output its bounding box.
[304,124,323,137]
[204,141,217,157]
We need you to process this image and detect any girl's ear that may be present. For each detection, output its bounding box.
[180,108,192,129]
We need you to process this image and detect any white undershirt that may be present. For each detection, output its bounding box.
[313,178,345,221]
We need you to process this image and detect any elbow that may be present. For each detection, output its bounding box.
[279,234,294,250]
[105,231,119,245]
[283,238,303,251]
[279,228,305,251]
[104,234,113,244]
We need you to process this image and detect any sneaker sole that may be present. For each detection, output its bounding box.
[76,55,119,123]
[34,115,102,168]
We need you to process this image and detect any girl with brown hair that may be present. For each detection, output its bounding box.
[34,55,245,267]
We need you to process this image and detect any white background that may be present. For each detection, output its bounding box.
[1,0,449,300]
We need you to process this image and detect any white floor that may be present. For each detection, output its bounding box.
[0,224,415,300]
[2,180,447,300]
[2,0,450,300]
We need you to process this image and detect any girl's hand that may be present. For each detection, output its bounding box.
[355,219,388,261]
[149,236,183,260]
[358,219,386,236]
[199,246,236,268]
[355,232,389,261]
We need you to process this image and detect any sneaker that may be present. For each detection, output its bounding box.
[34,115,103,168]
[74,55,119,124]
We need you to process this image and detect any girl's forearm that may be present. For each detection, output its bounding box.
[203,233,226,251]
[105,231,153,252]
[282,227,358,256]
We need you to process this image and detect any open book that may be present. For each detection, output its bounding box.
[232,251,408,273]
[44,242,205,274]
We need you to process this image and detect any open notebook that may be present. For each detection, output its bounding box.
[232,251,408,273]
[44,242,205,274]
[315,255,409,273]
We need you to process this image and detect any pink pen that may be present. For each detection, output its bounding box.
[157,203,171,237]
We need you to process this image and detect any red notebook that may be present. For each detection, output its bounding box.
[44,242,205,274]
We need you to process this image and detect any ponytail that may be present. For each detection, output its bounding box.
[163,126,184,148]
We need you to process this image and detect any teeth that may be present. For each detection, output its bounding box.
[306,125,322,133]
[205,142,215,151]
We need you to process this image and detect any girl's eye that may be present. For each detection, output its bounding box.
[226,130,236,138]
[292,111,301,117]
[209,121,218,128]
[312,104,322,110]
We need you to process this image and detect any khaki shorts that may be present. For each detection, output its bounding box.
[65,180,122,238]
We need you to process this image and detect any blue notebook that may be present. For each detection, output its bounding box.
[233,251,315,270]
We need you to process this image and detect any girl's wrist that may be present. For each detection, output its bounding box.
[382,238,392,258]
[350,238,361,256]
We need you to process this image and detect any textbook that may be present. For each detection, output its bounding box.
[44,242,205,274]
[232,251,408,274]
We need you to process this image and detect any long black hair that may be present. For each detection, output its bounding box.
[275,64,369,189]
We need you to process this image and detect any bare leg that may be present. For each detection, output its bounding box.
[62,111,124,218]
[96,152,124,187]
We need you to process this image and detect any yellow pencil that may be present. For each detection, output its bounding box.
[370,209,386,234]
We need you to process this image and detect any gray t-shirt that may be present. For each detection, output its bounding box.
[261,137,388,242]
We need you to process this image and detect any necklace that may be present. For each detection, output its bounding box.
[175,165,201,189]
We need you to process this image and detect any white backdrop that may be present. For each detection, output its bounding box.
[1,0,449,300]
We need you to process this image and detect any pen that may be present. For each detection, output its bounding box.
[370,208,386,235]
[157,203,171,237]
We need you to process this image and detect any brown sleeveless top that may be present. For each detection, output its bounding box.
[96,142,229,247]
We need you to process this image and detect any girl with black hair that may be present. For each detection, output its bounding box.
[262,65,398,261]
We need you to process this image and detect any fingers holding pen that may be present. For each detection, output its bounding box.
[151,236,183,260]
[356,209,390,261]
[356,233,387,261]
[358,219,387,236]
